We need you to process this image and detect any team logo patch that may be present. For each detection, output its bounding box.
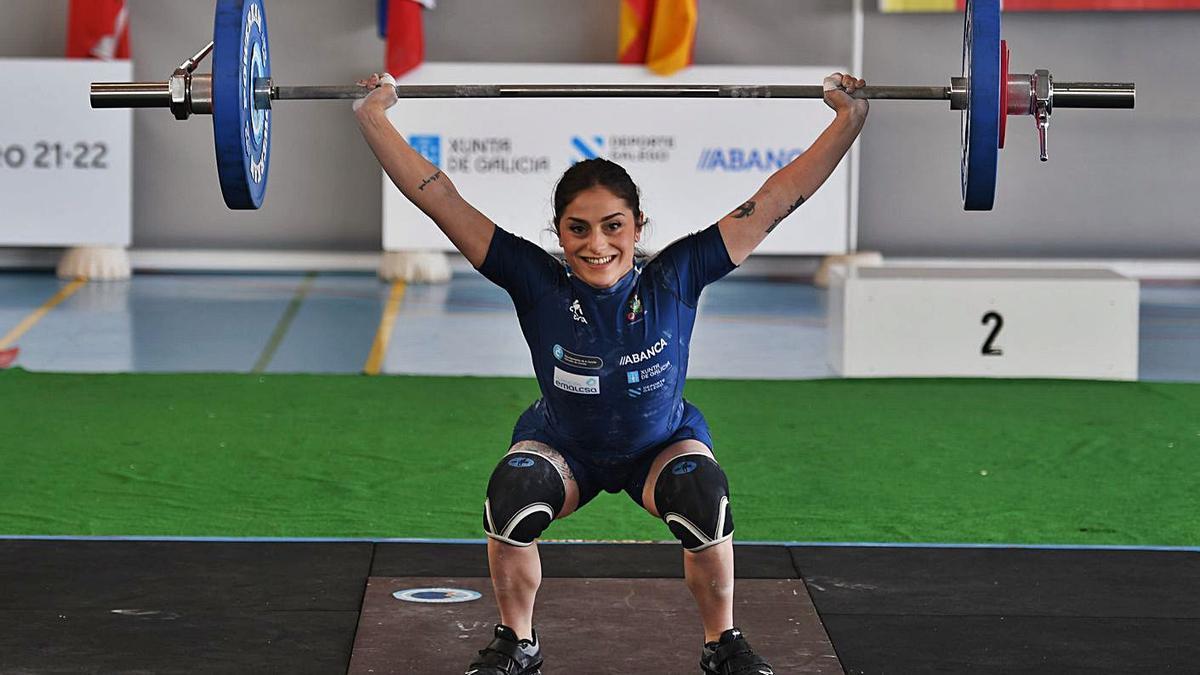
[553,367,600,395]
[553,344,603,370]
[619,337,668,366]
[672,460,698,475]
[569,299,588,324]
[393,588,482,604]
[507,457,536,468]
[636,361,671,381]
[626,293,644,323]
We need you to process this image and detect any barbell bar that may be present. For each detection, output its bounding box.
[89,0,1134,212]
[91,81,1134,106]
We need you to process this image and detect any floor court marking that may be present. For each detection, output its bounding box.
[364,280,407,375]
[252,272,317,373]
[0,277,88,351]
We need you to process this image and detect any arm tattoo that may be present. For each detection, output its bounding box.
[417,170,443,191]
[765,195,807,233]
[731,200,756,219]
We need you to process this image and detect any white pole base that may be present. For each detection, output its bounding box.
[379,250,452,284]
[56,246,131,281]
[814,251,883,288]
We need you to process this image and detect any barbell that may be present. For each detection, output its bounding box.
[90,0,1134,211]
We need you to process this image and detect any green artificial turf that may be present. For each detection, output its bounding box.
[1,369,1197,546]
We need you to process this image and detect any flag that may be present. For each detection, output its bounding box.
[881,0,1200,10]
[618,0,698,76]
[66,0,130,60]
[1003,0,1200,9]
[619,0,655,64]
[384,0,435,77]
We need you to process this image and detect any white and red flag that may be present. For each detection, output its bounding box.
[385,0,436,77]
[66,0,130,60]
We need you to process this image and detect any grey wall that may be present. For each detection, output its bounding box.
[860,8,1199,257]
[2,1,1196,257]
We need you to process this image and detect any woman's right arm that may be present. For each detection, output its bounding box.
[353,75,495,268]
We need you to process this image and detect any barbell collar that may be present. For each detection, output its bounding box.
[1050,82,1134,109]
[191,74,214,116]
[91,82,173,108]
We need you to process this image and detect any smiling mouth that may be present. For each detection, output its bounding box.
[581,255,615,266]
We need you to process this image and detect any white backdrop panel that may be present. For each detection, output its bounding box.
[383,64,850,255]
[0,59,132,247]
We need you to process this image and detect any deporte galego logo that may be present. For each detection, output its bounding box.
[696,147,805,172]
[571,135,604,162]
[571,135,674,163]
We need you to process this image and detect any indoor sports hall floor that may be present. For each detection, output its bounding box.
[2,269,1199,673]
[3,270,1199,380]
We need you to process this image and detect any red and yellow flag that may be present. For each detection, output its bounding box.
[66,0,130,60]
[618,0,698,76]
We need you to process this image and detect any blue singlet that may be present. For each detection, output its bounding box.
[478,223,736,469]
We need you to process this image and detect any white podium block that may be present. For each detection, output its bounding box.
[828,267,1139,380]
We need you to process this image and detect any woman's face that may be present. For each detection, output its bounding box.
[557,185,642,289]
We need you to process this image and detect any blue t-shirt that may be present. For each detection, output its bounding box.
[478,223,736,463]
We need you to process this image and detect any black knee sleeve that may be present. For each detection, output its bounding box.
[653,453,734,552]
[483,451,566,547]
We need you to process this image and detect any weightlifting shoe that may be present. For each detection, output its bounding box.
[464,624,543,675]
[700,627,774,675]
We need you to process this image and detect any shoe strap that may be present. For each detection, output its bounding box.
[715,640,775,674]
[481,636,526,666]
[713,636,754,664]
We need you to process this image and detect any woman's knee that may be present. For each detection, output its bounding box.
[482,442,578,546]
[644,443,734,552]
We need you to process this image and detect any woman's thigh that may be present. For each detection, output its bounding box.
[506,440,581,518]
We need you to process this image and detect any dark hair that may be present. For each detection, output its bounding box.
[551,158,647,234]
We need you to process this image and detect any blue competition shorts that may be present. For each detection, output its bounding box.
[510,398,714,510]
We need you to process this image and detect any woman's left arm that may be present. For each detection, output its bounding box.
[717,73,868,266]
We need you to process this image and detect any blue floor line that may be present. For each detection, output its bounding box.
[1,534,1196,552]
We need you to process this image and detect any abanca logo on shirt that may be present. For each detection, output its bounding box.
[553,367,600,395]
[619,338,668,366]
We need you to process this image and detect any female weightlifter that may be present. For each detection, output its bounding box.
[354,71,867,675]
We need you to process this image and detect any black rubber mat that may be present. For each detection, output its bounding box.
[822,615,1200,674]
[4,540,1198,673]
[0,540,373,610]
[0,540,373,674]
[793,546,1200,673]
[0,608,360,674]
[790,546,1200,617]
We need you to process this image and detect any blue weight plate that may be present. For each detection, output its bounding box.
[960,0,1001,211]
[213,0,271,210]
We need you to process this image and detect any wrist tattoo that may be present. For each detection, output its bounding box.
[765,195,807,233]
[417,171,444,191]
[731,200,756,219]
